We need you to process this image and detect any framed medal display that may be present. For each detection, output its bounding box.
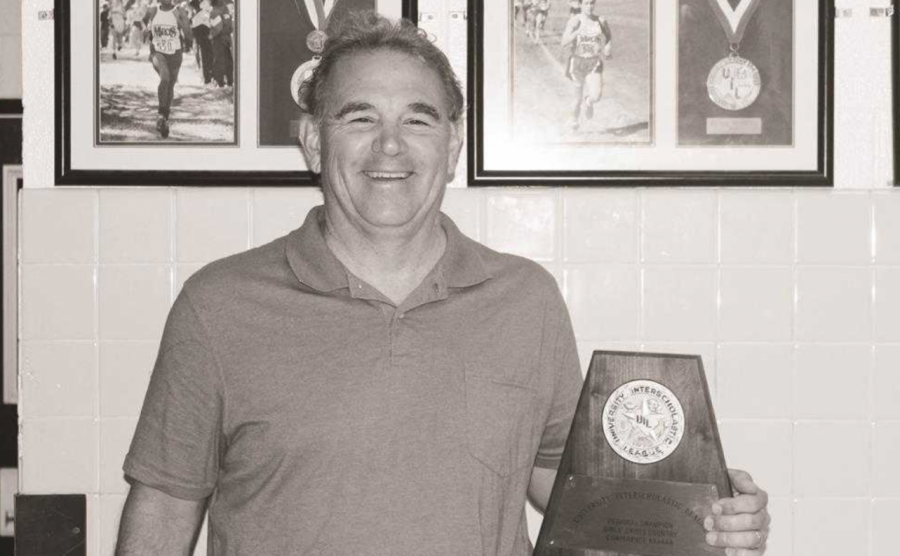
[55,0,415,186]
[469,0,835,186]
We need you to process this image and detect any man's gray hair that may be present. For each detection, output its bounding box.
[298,11,465,123]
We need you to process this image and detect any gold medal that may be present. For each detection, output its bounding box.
[306,29,328,53]
[706,54,761,111]
[704,0,764,111]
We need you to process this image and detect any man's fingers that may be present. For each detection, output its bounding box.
[728,468,759,495]
[706,509,769,532]
[706,529,768,550]
[716,489,769,515]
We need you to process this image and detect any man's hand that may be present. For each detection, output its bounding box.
[704,469,770,556]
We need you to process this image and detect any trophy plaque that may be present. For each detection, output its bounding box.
[534,351,730,556]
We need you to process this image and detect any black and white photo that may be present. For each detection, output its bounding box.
[55,0,412,185]
[511,0,651,144]
[97,0,238,144]
[470,0,832,186]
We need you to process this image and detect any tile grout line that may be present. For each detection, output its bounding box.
[93,188,102,496]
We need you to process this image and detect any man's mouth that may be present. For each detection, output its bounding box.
[364,171,412,180]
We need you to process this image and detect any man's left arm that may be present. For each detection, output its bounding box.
[527,466,556,512]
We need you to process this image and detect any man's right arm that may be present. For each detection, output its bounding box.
[115,481,207,556]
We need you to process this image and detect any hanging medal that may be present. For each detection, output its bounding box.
[290,0,337,109]
[705,0,764,111]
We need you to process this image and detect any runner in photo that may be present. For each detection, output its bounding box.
[560,0,612,130]
[511,0,651,144]
[147,0,194,138]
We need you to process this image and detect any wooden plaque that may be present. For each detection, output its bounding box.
[534,351,730,556]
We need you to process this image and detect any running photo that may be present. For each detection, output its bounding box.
[511,0,652,144]
[97,0,237,144]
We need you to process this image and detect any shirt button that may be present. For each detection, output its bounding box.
[398,313,404,319]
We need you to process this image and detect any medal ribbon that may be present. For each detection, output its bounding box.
[309,0,327,29]
[706,0,764,44]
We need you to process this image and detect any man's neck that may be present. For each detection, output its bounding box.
[322,212,447,306]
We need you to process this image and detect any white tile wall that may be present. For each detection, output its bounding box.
[642,191,716,263]
[793,421,870,497]
[794,344,870,420]
[99,189,172,263]
[21,187,900,555]
[872,499,900,556]
[717,343,793,419]
[15,2,900,555]
[719,191,794,264]
[718,268,793,341]
[795,268,873,342]
[794,498,869,556]
[873,345,900,420]
[20,341,97,418]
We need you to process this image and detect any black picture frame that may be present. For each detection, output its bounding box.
[893,2,898,185]
[468,0,835,186]
[55,0,417,186]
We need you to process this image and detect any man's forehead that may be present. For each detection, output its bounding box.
[325,49,450,111]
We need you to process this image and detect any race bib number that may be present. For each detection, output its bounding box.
[152,24,180,54]
[575,41,602,58]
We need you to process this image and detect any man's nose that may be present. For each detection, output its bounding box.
[372,124,406,156]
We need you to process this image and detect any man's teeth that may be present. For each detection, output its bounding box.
[365,171,411,179]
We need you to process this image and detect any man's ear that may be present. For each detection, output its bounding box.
[447,120,464,183]
[298,114,322,174]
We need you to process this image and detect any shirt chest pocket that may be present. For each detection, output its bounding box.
[465,371,538,477]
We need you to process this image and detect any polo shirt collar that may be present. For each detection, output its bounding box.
[285,206,348,292]
[436,213,493,289]
[285,206,492,293]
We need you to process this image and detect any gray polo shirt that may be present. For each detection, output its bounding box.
[124,206,583,556]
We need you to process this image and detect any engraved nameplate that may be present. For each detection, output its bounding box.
[543,476,721,556]
[706,118,763,135]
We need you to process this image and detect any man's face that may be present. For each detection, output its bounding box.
[581,0,595,14]
[312,50,462,234]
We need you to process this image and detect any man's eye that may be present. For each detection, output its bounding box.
[407,118,431,126]
[348,115,374,124]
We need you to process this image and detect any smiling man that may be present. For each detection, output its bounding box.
[115,12,770,556]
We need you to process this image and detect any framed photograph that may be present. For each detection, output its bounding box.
[56,0,415,186]
[469,0,834,186]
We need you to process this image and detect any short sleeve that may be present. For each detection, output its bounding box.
[123,288,224,500]
[533,278,584,470]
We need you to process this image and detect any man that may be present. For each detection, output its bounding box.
[146,0,194,138]
[561,0,611,131]
[190,0,215,85]
[116,12,770,556]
